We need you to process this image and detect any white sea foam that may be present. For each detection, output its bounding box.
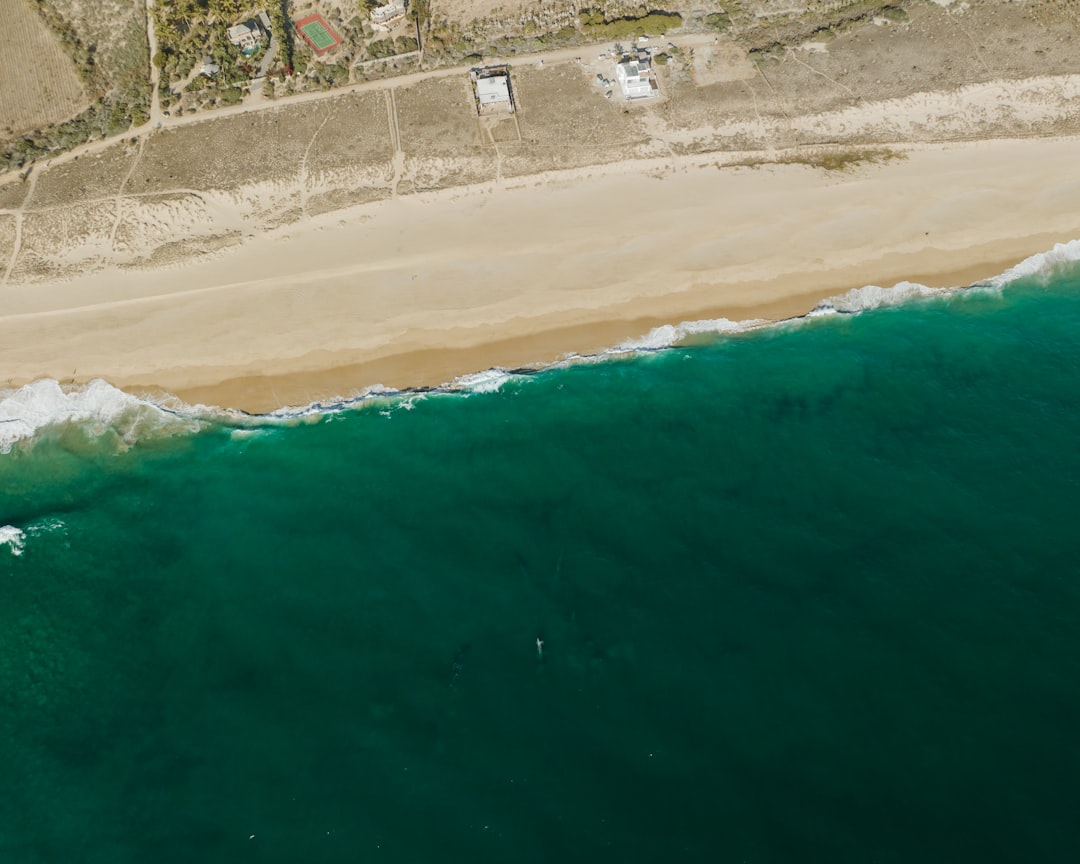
[811,239,1080,315]
[614,317,761,352]
[0,519,67,558]
[0,378,201,453]
[27,517,65,536]
[0,526,26,557]
[449,369,517,394]
[987,239,1080,286]
[816,280,944,315]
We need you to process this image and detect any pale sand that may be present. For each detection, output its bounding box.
[2,135,1079,412]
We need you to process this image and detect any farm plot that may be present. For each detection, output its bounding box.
[0,0,87,141]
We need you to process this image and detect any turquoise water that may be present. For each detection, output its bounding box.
[2,259,1080,862]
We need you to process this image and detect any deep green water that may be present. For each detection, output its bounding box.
[2,260,1080,862]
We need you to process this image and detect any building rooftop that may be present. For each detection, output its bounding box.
[371,1,407,24]
[615,58,655,99]
[476,75,510,106]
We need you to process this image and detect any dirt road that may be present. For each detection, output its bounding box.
[0,33,722,184]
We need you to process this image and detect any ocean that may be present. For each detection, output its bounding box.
[2,244,1079,862]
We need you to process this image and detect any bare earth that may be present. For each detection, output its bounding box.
[1,1,1080,411]
[0,0,86,140]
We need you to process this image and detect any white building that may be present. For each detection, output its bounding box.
[477,76,510,108]
[471,67,514,114]
[371,0,407,29]
[615,58,656,100]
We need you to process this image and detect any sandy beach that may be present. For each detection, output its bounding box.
[1,132,1078,412]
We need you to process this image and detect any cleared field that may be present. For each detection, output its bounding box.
[306,92,395,178]
[0,0,87,141]
[0,180,31,211]
[304,92,396,209]
[129,103,337,192]
[395,78,498,191]
[0,215,15,267]
[31,144,139,208]
[503,65,657,177]
[396,78,482,157]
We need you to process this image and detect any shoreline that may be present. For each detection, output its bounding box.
[3,136,1080,413]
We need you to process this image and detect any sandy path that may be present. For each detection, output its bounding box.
[146,0,163,125]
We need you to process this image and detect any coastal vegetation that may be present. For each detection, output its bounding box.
[579,9,683,39]
[729,148,905,173]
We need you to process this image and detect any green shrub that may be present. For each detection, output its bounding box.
[705,12,730,31]
[367,39,395,59]
[581,11,683,39]
[881,5,909,22]
[219,87,244,105]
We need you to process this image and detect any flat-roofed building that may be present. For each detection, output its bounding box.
[615,56,657,100]
[470,66,515,114]
[477,76,510,107]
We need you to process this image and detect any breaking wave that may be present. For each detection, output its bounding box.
[0,518,64,558]
[2,240,1076,450]
[0,378,202,454]
[0,525,25,556]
